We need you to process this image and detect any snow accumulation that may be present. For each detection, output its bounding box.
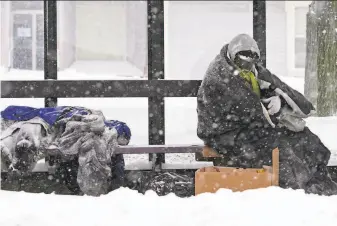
[1,187,337,226]
[0,61,146,81]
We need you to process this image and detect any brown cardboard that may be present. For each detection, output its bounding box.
[202,146,221,157]
[195,148,279,195]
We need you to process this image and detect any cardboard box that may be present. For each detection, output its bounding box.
[195,148,279,195]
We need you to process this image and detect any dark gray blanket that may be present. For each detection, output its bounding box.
[197,34,337,196]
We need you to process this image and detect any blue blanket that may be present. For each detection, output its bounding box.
[1,106,131,140]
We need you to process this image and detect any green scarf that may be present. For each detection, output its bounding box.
[239,70,261,97]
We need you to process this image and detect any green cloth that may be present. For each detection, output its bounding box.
[239,69,261,97]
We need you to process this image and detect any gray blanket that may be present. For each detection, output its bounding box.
[1,110,119,196]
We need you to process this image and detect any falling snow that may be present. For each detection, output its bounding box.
[1,1,337,225]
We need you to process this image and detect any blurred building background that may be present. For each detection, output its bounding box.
[0,1,311,80]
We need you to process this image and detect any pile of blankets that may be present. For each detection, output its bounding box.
[1,106,131,196]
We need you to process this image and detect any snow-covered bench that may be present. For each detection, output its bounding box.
[28,144,211,173]
[2,144,336,174]
[27,142,337,174]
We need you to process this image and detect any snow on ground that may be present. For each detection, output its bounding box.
[0,60,146,81]
[1,187,337,226]
[1,66,337,167]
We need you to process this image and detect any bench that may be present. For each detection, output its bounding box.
[0,144,208,173]
[2,145,337,196]
[2,144,337,173]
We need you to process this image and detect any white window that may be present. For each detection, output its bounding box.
[286,1,311,77]
[10,1,44,71]
[294,7,307,68]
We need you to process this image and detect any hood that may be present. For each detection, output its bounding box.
[227,34,260,60]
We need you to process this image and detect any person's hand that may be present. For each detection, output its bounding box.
[262,96,281,115]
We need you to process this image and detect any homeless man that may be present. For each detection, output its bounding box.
[1,106,131,196]
[197,34,337,196]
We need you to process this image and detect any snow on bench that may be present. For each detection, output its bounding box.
[29,144,210,172]
[30,141,337,173]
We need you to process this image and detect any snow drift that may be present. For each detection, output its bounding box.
[0,187,337,226]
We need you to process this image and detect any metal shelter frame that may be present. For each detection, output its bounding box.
[1,0,267,169]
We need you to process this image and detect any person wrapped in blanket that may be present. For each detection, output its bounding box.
[197,34,337,196]
[1,106,131,196]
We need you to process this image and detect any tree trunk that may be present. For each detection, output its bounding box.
[305,1,337,116]
[305,2,319,110]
